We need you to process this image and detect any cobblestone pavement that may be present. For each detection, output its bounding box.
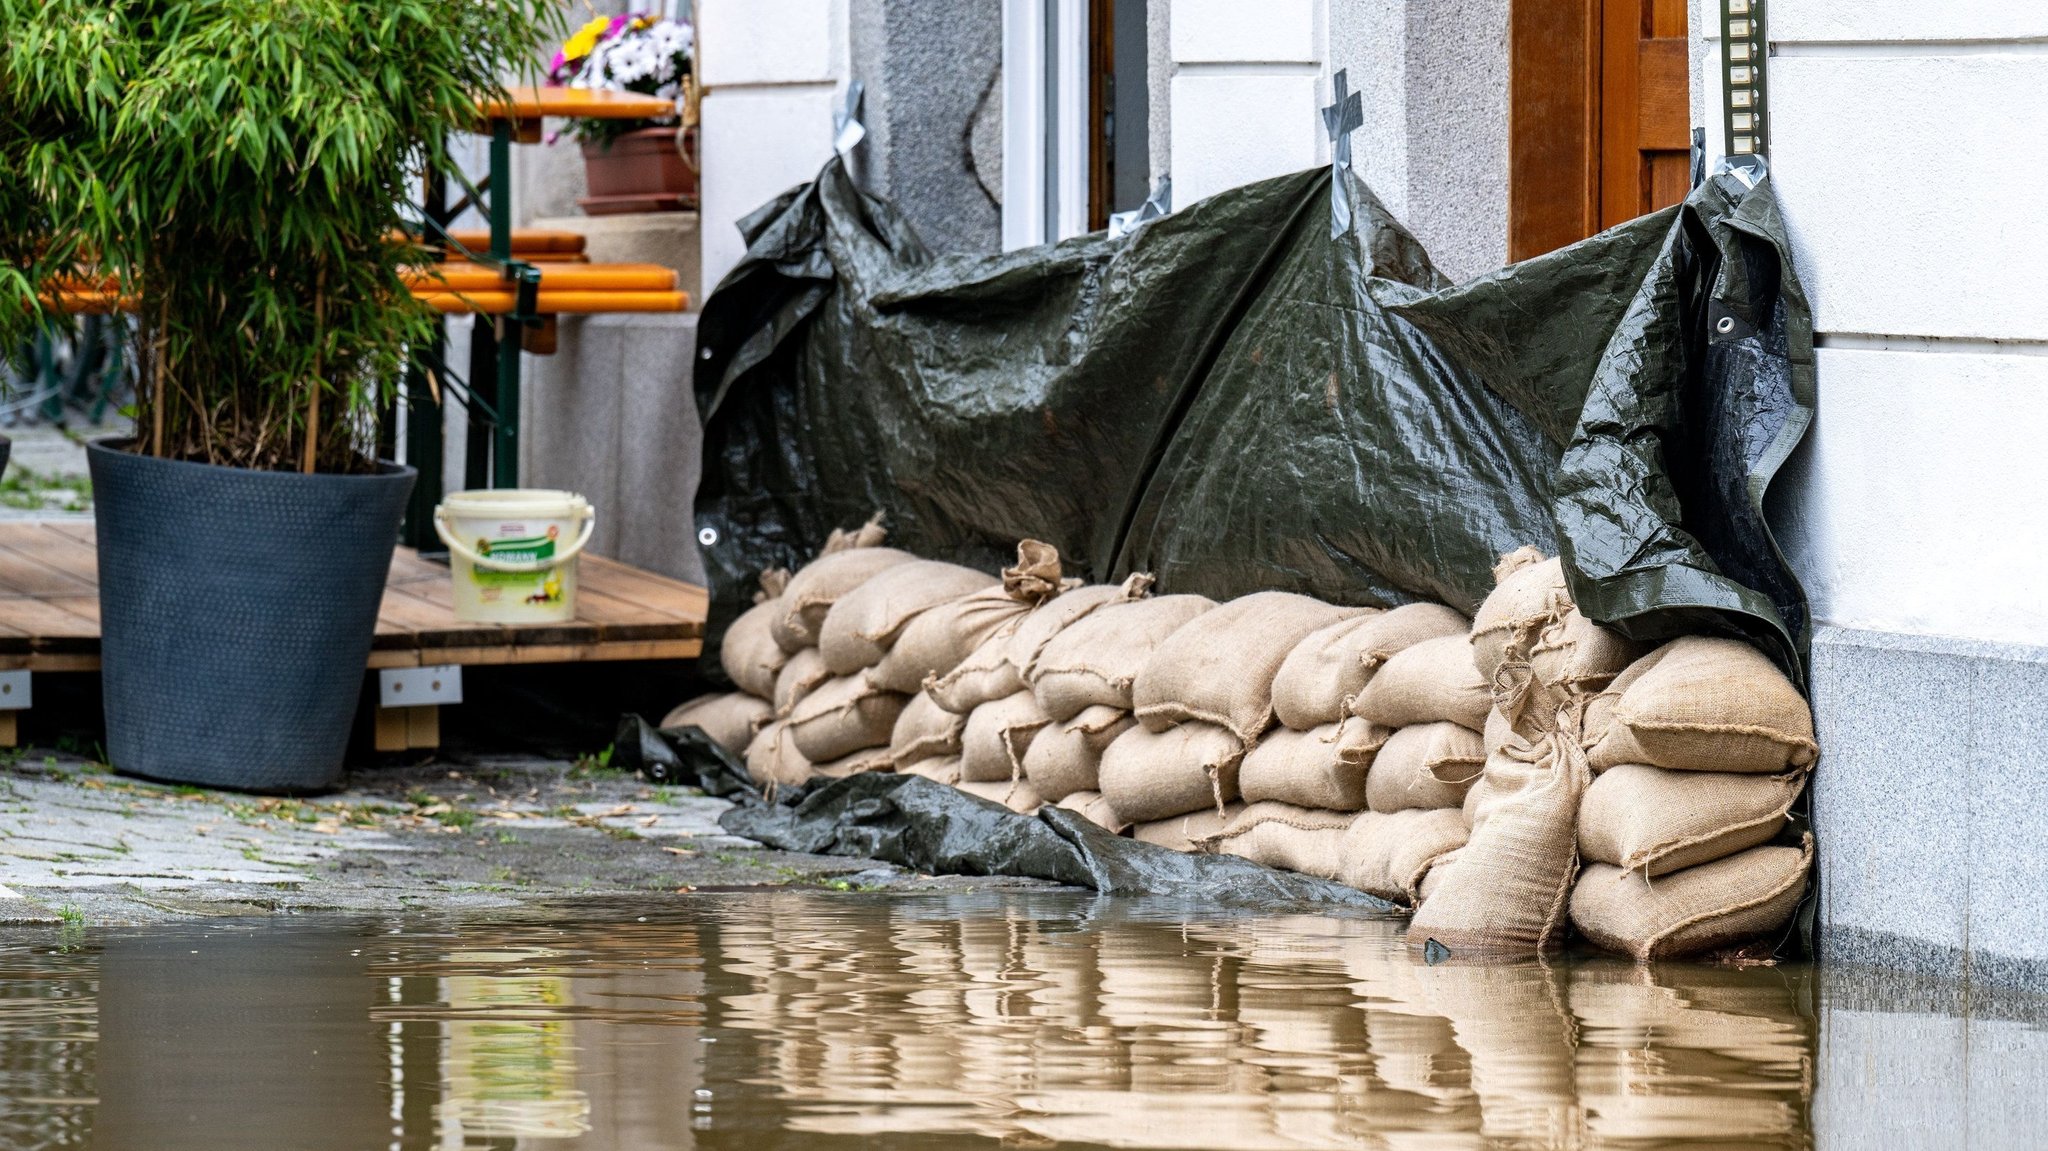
[0,751,1052,926]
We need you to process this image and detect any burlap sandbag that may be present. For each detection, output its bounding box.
[744,720,812,794]
[1494,607,1644,744]
[1578,763,1805,876]
[1353,634,1491,731]
[930,578,1150,714]
[1130,802,1242,851]
[901,754,963,785]
[1588,637,1818,774]
[958,690,1051,783]
[1339,808,1470,905]
[818,560,997,675]
[1132,592,1360,742]
[958,776,1046,815]
[1407,730,1592,956]
[1057,788,1132,834]
[1580,641,1670,751]
[1417,848,1459,906]
[810,749,895,779]
[1031,594,1215,721]
[773,647,832,718]
[820,511,888,554]
[1021,705,1133,801]
[774,546,917,652]
[1206,802,1353,880]
[1468,550,1567,683]
[786,674,907,762]
[721,597,788,700]
[889,690,967,767]
[1273,603,1472,732]
[661,692,771,755]
[1236,722,1385,811]
[869,584,1033,694]
[1096,720,1244,823]
[1570,835,1813,961]
[1366,722,1485,813]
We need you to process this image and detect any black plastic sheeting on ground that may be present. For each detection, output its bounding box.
[692,159,1815,681]
[617,717,1391,911]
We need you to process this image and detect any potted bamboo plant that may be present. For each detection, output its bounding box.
[547,13,699,214]
[0,0,556,790]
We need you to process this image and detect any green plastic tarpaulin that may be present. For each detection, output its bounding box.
[692,160,1814,679]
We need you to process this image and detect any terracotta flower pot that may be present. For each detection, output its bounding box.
[578,126,698,215]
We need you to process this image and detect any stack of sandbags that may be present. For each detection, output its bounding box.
[1209,603,1478,904]
[657,569,790,755]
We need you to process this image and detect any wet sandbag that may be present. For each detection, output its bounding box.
[786,675,907,762]
[931,579,1148,714]
[889,690,967,767]
[661,692,771,755]
[1528,610,1643,703]
[1237,722,1385,811]
[819,560,997,674]
[1031,594,1215,721]
[1367,722,1485,814]
[1578,763,1805,876]
[1207,802,1353,880]
[1056,788,1131,834]
[1022,705,1135,801]
[1353,634,1490,731]
[1096,720,1244,823]
[1408,736,1592,956]
[1132,592,1360,743]
[1268,604,1465,730]
[774,546,916,651]
[1340,808,1470,905]
[1468,550,1567,685]
[811,748,895,779]
[901,754,963,785]
[773,647,832,717]
[745,720,813,793]
[721,598,788,699]
[869,585,1030,695]
[1571,835,1813,960]
[1130,802,1243,852]
[959,690,1051,783]
[1418,848,1459,906]
[958,776,1046,815]
[1588,637,1818,774]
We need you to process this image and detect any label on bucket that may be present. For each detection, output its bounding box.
[477,531,557,566]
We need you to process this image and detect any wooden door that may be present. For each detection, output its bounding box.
[1509,0,1691,262]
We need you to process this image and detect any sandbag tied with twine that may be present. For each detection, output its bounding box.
[1468,548,1568,685]
[1205,802,1355,882]
[1407,708,1594,958]
[1269,603,1465,731]
[1132,592,1363,744]
[1096,720,1245,824]
[1366,721,1486,814]
[810,747,895,780]
[1022,704,1135,801]
[1588,636,1818,775]
[819,509,888,554]
[1417,848,1459,906]
[869,539,1079,695]
[1056,788,1132,834]
[888,690,968,767]
[1030,593,1216,721]
[661,692,771,755]
[1339,808,1470,905]
[1570,834,1813,961]
[901,754,963,785]
[1578,763,1807,876]
[744,719,813,797]
[1352,633,1491,732]
[929,574,1153,714]
[785,674,908,763]
[722,594,790,700]
[957,776,1047,814]
[773,545,917,652]
[1236,721,1386,811]
[958,690,1051,783]
[818,560,999,675]
[1131,802,1243,852]
[773,647,832,718]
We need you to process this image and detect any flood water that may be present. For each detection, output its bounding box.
[0,892,2041,1149]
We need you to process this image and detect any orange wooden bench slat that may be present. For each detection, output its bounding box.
[416,289,690,315]
[406,262,679,292]
[443,228,588,255]
[477,87,676,123]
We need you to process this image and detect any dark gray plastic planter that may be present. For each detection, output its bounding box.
[88,439,416,791]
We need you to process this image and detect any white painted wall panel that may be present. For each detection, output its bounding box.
[1774,347,2048,646]
[1773,0,2048,44]
[699,88,838,288]
[1169,74,1322,206]
[1771,56,2048,340]
[1171,0,1318,64]
[696,0,839,86]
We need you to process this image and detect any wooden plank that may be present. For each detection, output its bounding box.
[389,574,601,648]
[578,554,710,625]
[378,583,513,650]
[1636,38,1691,151]
[1509,0,1601,261]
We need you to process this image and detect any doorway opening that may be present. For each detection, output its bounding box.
[1002,0,1149,248]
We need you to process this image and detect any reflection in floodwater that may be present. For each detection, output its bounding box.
[0,892,2040,1148]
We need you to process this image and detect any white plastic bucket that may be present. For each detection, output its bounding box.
[433,489,596,624]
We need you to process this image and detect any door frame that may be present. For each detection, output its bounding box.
[1002,0,1090,249]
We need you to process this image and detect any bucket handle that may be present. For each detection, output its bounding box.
[433,504,596,573]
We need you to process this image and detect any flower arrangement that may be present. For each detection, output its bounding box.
[548,12,694,147]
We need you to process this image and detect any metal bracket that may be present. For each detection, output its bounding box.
[0,670,31,712]
[1720,0,1767,165]
[379,665,464,708]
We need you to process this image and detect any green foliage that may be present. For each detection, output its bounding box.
[0,0,560,472]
